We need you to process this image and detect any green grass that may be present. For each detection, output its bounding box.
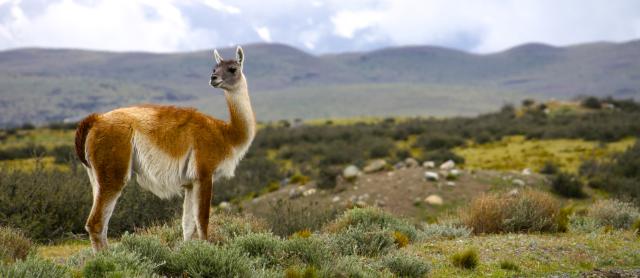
[417,231,640,277]
[454,135,636,173]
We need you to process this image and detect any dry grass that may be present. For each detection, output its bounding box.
[460,189,561,234]
[0,226,33,263]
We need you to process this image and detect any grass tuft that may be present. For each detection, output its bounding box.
[0,226,33,263]
[451,248,479,269]
[499,259,519,271]
[587,199,640,229]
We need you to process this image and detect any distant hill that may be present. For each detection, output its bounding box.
[0,40,638,126]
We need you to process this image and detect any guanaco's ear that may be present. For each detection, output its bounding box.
[213,49,223,64]
[236,46,244,68]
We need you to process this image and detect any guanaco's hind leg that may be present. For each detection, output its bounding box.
[84,125,132,252]
[182,184,197,240]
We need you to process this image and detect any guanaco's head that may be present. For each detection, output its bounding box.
[210,46,244,90]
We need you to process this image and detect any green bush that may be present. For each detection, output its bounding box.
[380,252,430,278]
[118,233,174,275]
[499,259,519,271]
[0,226,33,263]
[82,248,158,278]
[551,173,586,198]
[281,236,332,268]
[332,226,396,257]
[0,164,180,242]
[0,256,69,278]
[172,240,254,278]
[587,199,640,229]
[451,248,479,269]
[419,223,471,240]
[208,212,268,243]
[540,161,559,175]
[584,142,640,206]
[230,233,283,267]
[263,200,341,237]
[326,207,418,242]
[321,255,377,277]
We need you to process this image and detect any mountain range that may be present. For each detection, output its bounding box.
[0,40,638,126]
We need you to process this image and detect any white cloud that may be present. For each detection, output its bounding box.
[254,26,271,42]
[0,0,638,53]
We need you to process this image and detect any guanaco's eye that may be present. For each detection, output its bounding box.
[228,68,237,74]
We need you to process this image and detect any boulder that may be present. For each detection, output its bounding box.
[423,161,436,168]
[446,181,456,187]
[424,171,439,181]
[303,188,317,197]
[405,158,419,168]
[394,161,406,169]
[363,159,387,173]
[424,194,443,206]
[522,168,532,175]
[512,179,526,186]
[218,201,231,212]
[331,196,341,203]
[450,169,462,177]
[343,165,360,180]
[440,160,456,170]
[289,187,305,199]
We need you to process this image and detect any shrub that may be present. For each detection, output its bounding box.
[264,200,341,237]
[326,207,418,242]
[460,189,561,234]
[551,173,586,198]
[451,248,479,269]
[581,97,602,109]
[413,133,465,150]
[540,161,559,175]
[230,232,283,267]
[317,165,342,189]
[0,226,33,263]
[281,236,331,267]
[332,226,396,257]
[0,256,69,278]
[172,240,254,277]
[321,255,377,277]
[208,212,268,243]
[0,164,180,242]
[499,259,519,271]
[290,174,310,185]
[118,233,174,274]
[82,248,158,278]
[632,219,640,236]
[419,223,471,239]
[587,199,640,229]
[380,252,430,278]
[393,231,409,248]
[136,219,182,248]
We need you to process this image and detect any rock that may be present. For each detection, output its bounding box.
[522,168,532,175]
[424,194,443,206]
[394,162,406,169]
[440,160,456,170]
[358,193,370,201]
[405,158,419,168]
[343,165,360,180]
[512,179,526,186]
[446,181,456,187]
[218,201,231,211]
[423,161,436,168]
[355,200,367,208]
[289,187,305,199]
[331,196,341,203]
[507,189,519,196]
[303,188,317,197]
[363,159,387,173]
[424,171,439,181]
[375,199,386,207]
[450,169,462,177]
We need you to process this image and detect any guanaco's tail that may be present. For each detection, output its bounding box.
[75,114,100,167]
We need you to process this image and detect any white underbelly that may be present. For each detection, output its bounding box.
[130,133,196,199]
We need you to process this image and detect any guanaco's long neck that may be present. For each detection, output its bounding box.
[223,75,256,147]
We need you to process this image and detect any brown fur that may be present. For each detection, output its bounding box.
[75,113,100,166]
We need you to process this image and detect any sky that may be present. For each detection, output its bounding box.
[0,0,639,54]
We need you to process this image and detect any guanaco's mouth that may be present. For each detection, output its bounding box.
[210,80,223,87]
